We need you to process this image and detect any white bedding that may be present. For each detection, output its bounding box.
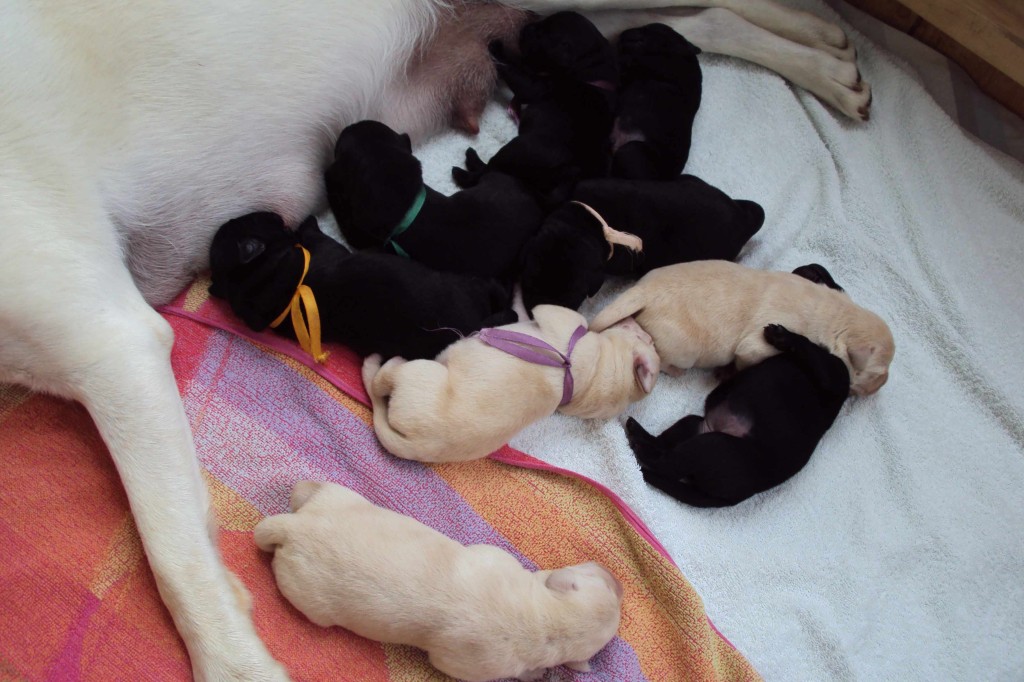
[409,2,1024,679]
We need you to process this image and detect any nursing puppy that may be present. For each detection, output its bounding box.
[454,12,617,197]
[611,24,703,180]
[626,324,850,507]
[590,261,894,395]
[209,212,516,360]
[363,304,660,462]
[325,120,544,280]
[520,176,765,311]
[255,481,624,681]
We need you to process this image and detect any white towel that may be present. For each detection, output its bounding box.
[411,1,1024,678]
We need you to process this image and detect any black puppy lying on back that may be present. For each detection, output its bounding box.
[454,11,617,197]
[611,23,703,180]
[209,212,517,360]
[519,175,765,311]
[625,324,850,507]
[325,120,544,281]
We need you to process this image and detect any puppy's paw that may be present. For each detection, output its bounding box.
[762,324,795,351]
[517,669,546,682]
[624,418,657,465]
[464,147,485,171]
[792,263,843,291]
[451,165,471,187]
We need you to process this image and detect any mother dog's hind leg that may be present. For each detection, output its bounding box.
[576,4,870,121]
[0,183,287,681]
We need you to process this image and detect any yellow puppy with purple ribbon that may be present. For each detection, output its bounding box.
[363,304,660,463]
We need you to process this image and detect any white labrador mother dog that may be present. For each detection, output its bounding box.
[0,0,869,678]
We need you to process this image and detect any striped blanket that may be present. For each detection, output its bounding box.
[0,279,758,681]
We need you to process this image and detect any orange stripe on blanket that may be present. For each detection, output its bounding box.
[89,514,143,599]
[433,458,760,682]
[382,644,451,682]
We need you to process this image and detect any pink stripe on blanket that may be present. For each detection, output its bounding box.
[45,594,100,682]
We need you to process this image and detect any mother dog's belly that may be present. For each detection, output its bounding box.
[107,137,333,303]
[40,0,441,304]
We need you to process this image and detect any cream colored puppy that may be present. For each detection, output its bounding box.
[255,481,624,681]
[590,261,895,395]
[363,304,660,462]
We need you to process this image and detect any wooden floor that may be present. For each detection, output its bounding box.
[843,0,1024,119]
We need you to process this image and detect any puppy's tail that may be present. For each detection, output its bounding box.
[253,515,290,552]
[589,287,645,332]
[362,353,389,413]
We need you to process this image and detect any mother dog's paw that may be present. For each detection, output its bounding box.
[796,49,872,121]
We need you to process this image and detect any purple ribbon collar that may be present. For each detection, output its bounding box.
[476,325,588,406]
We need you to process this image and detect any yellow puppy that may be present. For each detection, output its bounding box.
[255,481,623,682]
[590,261,895,395]
[363,304,660,462]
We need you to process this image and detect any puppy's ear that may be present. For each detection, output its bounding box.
[400,133,412,152]
[238,237,266,264]
[634,351,658,394]
[296,215,320,235]
[565,661,592,673]
[847,343,875,371]
[545,568,579,593]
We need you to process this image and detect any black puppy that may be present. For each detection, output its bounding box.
[209,212,517,360]
[324,121,545,281]
[611,24,703,180]
[625,324,850,507]
[454,12,617,198]
[519,175,765,311]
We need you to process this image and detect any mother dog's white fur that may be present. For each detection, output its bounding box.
[0,0,868,678]
[255,481,623,681]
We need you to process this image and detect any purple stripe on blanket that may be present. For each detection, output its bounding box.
[185,333,532,563]
[185,331,648,682]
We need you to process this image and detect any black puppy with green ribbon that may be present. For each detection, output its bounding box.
[325,120,545,283]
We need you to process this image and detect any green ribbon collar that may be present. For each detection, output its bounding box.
[387,185,426,258]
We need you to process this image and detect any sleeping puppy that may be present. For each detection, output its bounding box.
[255,481,623,682]
[209,212,517,360]
[589,260,895,395]
[363,304,660,462]
[325,120,545,280]
[611,24,703,180]
[625,324,850,507]
[520,176,765,311]
[453,12,617,197]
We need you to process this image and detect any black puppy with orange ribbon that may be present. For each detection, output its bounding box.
[209,212,517,361]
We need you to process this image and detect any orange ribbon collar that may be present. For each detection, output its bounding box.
[270,245,328,363]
